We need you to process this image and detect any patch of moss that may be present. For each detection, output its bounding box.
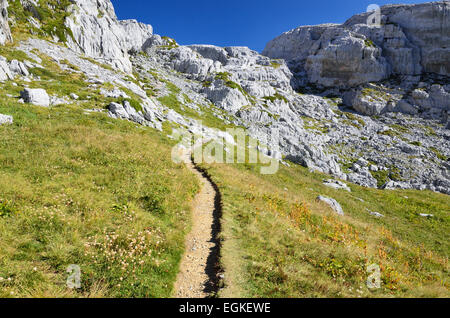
[116,97,143,113]
[364,38,376,48]
[215,72,256,105]
[9,0,75,43]
[263,92,288,104]
[430,147,448,161]
[302,117,330,134]
[270,61,282,69]
[370,170,389,188]
[165,81,181,95]
[159,36,179,50]
[390,124,410,134]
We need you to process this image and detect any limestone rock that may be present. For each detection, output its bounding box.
[345,2,450,76]
[203,82,250,113]
[305,28,389,88]
[0,56,13,81]
[0,113,13,125]
[323,179,351,192]
[64,0,153,73]
[20,88,50,107]
[108,99,162,130]
[0,0,11,45]
[263,2,450,87]
[343,85,400,116]
[170,46,221,80]
[9,60,29,76]
[317,196,345,216]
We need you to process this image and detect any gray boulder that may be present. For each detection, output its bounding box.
[204,82,250,113]
[0,113,12,125]
[323,179,351,192]
[9,60,29,76]
[343,86,400,116]
[142,34,164,50]
[108,102,129,120]
[170,46,221,79]
[0,56,13,81]
[187,45,229,65]
[317,196,345,216]
[0,0,11,45]
[20,88,50,107]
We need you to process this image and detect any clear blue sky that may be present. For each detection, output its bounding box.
[111,0,428,52]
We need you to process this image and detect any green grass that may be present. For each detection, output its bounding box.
[364,39,376,48]
[8,0,74,43]
[263,93,288,104]
[214,72,256,105]
[0,45,36,63]
[430,147,448,161]
[196,146,449,298]
[270,61,282,69]
[370,170,390,188]
[410,141,422,147]
[0,96,199,298]
[302,117,330,134]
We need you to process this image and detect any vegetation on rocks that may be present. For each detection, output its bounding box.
[8,0,74,43]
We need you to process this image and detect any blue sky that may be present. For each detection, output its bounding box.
[111,0,428,52]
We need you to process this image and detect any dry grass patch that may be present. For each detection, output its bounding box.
[197,154,449,298]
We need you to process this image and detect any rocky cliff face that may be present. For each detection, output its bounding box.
[0,0,11,45]
[64,0,153,73]
[263,1,449,87]
[344,2,450,76]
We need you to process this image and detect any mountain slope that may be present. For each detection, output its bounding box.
[0,0,448,298]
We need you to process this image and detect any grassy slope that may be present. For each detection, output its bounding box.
[0,66,199,298]
[197,156,449,298]
[0,4,448,297]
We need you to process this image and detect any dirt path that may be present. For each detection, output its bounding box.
[174,151,221,298]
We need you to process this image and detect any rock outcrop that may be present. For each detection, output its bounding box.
[0,56,13,80]
[0,113,13,125]
[263,1,450,88]
[0,0,11,45]
[344,2,450,76]
[317,196,345,216]
[64,0,153,73]
[20,88,50,107]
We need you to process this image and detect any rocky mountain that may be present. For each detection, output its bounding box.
[0,0,449,194]
[0,0,11,45]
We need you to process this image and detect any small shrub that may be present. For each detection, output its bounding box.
[430,147,448,161]
[0,200,15,217]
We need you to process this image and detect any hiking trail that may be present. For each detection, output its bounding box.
[174,151,222,298]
